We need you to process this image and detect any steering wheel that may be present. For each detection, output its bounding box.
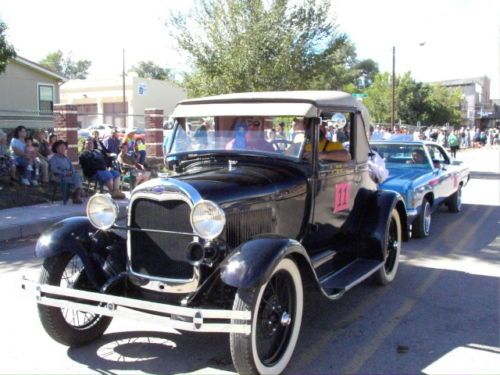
[271,139,293,152]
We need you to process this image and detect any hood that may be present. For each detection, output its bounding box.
[380,166,430,192]
[132,163,308,208]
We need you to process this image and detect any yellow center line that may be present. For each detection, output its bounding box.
[340,205,494,374]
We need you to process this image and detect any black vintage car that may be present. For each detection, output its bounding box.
[24,91,408,375]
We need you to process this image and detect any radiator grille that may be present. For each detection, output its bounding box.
[225,208,273,248]
[130,198,193,279]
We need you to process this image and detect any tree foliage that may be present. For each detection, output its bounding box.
[39,50,91,79]
[354,58,378,89]
[0,20,16,75]
[364,72,463,126]
[168,0,358,97]
[131,60,174,81]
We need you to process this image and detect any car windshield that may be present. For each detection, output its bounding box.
[168,116,307,160]
[371,144,431,168]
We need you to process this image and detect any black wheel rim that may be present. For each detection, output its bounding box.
[60,256,100,329]
[385,217,398,273]
[256,270,296,366]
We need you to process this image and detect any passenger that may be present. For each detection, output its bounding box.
[304,123,351,162]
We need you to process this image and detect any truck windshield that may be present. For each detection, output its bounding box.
[167,116,307,160]
[372,144,431,168]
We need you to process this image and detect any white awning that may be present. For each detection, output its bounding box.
[171,102,318,118]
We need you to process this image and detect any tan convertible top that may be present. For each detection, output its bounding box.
[172,90,369,119]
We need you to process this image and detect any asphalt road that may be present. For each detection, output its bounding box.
[0,148,498,374]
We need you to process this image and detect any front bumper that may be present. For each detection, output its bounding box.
[21,277,251,335]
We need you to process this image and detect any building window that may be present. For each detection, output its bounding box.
[103,102,128,128]
[76,104,98,128]
[38,84,54,113]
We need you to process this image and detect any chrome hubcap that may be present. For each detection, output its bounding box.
[280,312,292,327]
[424,204,431,234]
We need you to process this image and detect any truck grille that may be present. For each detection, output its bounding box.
[130,198,194,279]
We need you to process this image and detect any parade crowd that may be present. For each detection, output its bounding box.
[0,126,150,203]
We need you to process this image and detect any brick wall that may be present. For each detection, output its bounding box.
[53,104,78,164]
[144,108,164,165]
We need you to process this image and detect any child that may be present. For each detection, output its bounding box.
[24,136,40,184]
[136,138,147,164]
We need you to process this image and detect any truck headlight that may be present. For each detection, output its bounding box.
[86,194,119,230]
[190,200,225,240]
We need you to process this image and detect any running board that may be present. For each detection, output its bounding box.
[319,259,384,297]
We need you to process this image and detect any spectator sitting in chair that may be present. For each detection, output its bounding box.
[0,129,16,183]
[92,130,114,167]
[79,138,125,199]
[35,130,50,184]
[104,129,121,155]
[9,125,37,186]
[49,140,83,204]
[117,143,151,185]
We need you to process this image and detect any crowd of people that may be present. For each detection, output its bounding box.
[0,125,151,203]
[370,125,500,156]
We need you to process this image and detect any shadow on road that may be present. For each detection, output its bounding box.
[67,330,235,374]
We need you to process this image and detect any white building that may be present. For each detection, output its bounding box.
[60,75,186,129]
[436,77,492,128]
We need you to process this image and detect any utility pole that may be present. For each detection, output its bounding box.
[391,46,396,131]
[122,48,126,129]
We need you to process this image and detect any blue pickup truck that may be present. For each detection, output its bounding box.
[371,140,470,238]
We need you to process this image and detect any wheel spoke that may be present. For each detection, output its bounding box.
[57,255,99,329]
[255,270,296,366]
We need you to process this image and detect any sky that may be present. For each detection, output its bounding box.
[1,0,499,97]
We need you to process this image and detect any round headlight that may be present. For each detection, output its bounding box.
[190,200,226,240]
[86,194,119,230]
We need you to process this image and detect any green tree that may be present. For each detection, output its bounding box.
[425,85,463,126]
[364,72,463,126]
[364,73,392,123]
[131,60,174,80]
[354,58,379,89]
[39,50,91,79]
[397,72,431,125]
[0,20,16,75]
[168,0,358,97]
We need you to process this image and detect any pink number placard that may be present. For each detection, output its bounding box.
[333,182,351,213]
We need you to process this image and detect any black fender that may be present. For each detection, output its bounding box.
[35,217,127,288]
[220,236,313,290]
[347,188,408,260]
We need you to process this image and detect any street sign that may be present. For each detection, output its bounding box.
[352,93,368,98]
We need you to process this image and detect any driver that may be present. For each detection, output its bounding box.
[226,119,274,152]
[409,149,425,164]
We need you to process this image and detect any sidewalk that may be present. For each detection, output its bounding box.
[0,194,129,243]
